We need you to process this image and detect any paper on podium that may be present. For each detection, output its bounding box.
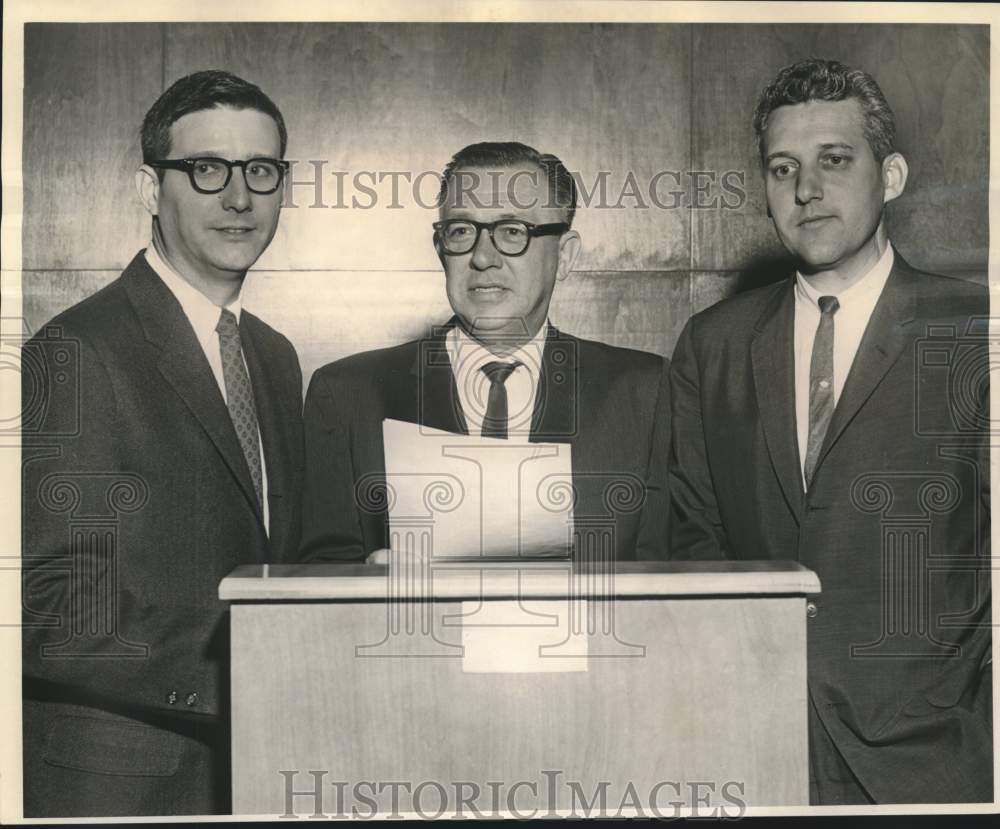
[382,418,574,559]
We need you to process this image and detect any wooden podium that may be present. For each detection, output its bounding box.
[220,560,820,817]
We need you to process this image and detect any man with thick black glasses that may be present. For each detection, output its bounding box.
[21,70,303,816]
[299,141,670,565]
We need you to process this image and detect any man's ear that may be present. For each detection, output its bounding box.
[555,229,581,282]
[881,152,908,205]
[135,165,160,216]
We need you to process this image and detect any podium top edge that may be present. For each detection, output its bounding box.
[218,560,822,601]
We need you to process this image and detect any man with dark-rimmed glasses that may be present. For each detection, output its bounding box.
[21,70,304,816]
[300,141,670,565]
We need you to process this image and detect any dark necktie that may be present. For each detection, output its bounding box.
[480,360,521,439]
[216,309,264,511]
[804,295,840,489]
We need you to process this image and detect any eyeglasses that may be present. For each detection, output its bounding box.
[147,157,289,195]
[433,219,570,257]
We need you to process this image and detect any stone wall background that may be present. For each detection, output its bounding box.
[20,23,989,386]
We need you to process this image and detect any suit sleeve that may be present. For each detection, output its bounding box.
[21,331,222,715]
[668,317,729,559]
[299,368,368,563]
[851,330,993,804]
[972,416,992,752]
[22,333,124,686]
[633,356,671,560]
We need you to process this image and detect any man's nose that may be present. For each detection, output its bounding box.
[221,166,252,211]
[795,166,823,204]
[470,227,501,269]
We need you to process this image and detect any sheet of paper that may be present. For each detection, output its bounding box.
[382,418,574,559]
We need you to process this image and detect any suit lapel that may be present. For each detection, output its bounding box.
[409,321,468,434]
[812,257,915,478]
[240,317,293,559]
[405,320,574,439]
[240,317,287,500]
[122,253,265,528]
[751,281,804,522]
[531,325,577,442]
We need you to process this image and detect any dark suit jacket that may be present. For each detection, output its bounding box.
[669,252,991,804]
[21,252,304,816]
[300,323,670,563]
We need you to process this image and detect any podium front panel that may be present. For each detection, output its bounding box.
[228,574,810,815]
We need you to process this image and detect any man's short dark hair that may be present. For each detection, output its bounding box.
[437,141,577,227]
[752,58,896,164]
[141,70,287,175]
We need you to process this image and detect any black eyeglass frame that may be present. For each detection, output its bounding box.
[433,219,570,257]
[147,157,290,195]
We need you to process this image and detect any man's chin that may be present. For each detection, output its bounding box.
[462,314,533,339]
[209,253,262,277]
[789,246,843,276]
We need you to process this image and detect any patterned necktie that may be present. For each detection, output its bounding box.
[216,309,264,511]
[480,361,521,439]
[804,295,840,489]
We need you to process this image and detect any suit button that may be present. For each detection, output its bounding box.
[166,690,178,705]
[185,692,198,707]
[806,602,819,619]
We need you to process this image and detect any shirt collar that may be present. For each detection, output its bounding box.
[448,320,549,385]
[794,244,894,310]
[144,243,242,349]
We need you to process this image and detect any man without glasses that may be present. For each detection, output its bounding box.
[300,141,670,564]
[21,70,304,816]
[669,58,991,804]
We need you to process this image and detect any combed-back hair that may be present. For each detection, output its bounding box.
[752,58,896,164]
[141,69,287,175]
[437,141,577,227]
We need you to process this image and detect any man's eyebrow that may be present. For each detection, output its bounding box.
[765,151,791,164]
[445,211,525,220]
[764,142,855,164]
[180,151,276,159]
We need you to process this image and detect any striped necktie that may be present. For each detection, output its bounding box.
[480,361,521,439]
[216,308,263,510]
[804,295,840,489]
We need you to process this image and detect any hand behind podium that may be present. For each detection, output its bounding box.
[366,548,390,565]
[366,547,432,565]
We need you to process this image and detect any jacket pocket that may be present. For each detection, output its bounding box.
[44,714,182,777]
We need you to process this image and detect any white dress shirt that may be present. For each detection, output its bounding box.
[144,244,270,531]
[447,322,548,437]
[793,245,894,487]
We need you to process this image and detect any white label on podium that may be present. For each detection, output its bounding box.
[460,599,588,673]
